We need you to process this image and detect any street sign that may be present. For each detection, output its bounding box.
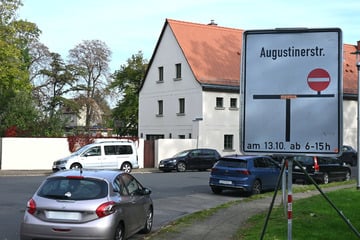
[240,28,342,156]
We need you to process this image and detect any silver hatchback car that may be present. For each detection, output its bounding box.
[20,169,153,240]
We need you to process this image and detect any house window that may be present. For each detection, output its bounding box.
[158,66,164,82]
[175,63,182,79]
[178,98,185,115]
[179,135,185,139]
[230,98,237,109]
[216,97,224,109]
[157,100,163,116]
[224,135,233,150]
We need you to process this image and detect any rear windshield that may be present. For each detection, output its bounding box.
[216,159,247,168]
[292,156,313,164]
[37,177,108,200]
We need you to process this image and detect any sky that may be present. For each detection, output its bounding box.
[19,0,360,72]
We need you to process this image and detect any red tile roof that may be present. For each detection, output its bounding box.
[167,19,243,87]
[343,44,358,95]
[159,19,358,94]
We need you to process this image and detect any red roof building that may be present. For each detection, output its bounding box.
[139,19,359,156]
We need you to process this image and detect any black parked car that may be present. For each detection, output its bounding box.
[338,145,357,166]
[158,148,221,172]
[292,156,351,184]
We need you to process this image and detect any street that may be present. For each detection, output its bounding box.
[0,171,244,240]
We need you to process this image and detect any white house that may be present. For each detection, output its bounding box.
[139,19,359,156]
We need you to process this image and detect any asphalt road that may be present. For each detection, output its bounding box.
[0,170,245,240]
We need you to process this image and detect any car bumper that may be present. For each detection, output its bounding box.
[158,162,177,171]
[20,212,118,240]
[292,172,324,183]
[209,176,251,192]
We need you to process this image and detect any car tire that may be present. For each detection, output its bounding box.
[114,222,125,240]
[121,163,132,173]
[140,207,153,234]
[322,173,329,184]
[70,163,82,169]
[211,186,222,194]
[344,171,351,181]
[252,180,262,195]
[176,162,186,172]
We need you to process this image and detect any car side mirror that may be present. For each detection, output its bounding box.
[142,188,152,195]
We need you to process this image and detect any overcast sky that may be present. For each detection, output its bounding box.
[19,0,360,72]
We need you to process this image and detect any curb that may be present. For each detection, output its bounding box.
[0,168,160,176]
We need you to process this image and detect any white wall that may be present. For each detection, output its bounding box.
[343,100,357,149]
[1,138,71,170]
[155,139,196,167]
[0,138,146,170]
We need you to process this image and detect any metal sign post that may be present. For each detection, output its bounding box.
[287,159,293,240]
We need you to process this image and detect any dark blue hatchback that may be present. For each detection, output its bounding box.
[209,155,281,195]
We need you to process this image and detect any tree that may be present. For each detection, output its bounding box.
[0,0,42,135]
[68,40,111,128]
[110,51,148,136]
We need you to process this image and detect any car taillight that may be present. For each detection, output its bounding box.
[27,198,36,215]
[314,157,320,172]
[96,201,116,218]
[237,170,251,175]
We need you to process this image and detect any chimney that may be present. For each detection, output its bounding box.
[208,20,217,26]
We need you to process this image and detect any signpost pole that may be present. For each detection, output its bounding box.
[287,159,293,240]
[352,41,360,190]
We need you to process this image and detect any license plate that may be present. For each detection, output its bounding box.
[159,164,164,167]
[46,211,81,220]
[219,180,232,185]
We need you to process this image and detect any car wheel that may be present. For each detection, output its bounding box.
[211,186,222,194]
[114,222,125,240]
[70,163,82,169]
[121,163,132,173]
[252,180,262,195]
[344,171,351,181]
[322,173,329,184]
[176,162,186,172]
[140,207,153,234]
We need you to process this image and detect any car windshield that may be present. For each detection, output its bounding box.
[173,150,190,157]
[71,144,93,156]
[37,177,108,200]
[216,159,247,168]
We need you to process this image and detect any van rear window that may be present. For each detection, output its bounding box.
[104,145,133,155]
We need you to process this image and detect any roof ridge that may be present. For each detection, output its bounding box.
[166,18,244,33]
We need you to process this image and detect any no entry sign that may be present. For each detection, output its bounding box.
[241,28,342,156]
[307,68,331,92]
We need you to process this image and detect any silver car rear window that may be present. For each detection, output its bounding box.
[37,177,108,200]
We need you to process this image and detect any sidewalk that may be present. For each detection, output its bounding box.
[146,183,356,240]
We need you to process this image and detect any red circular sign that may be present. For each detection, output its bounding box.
[307,68,331,92]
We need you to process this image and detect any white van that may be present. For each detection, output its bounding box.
[52,140,139,173]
